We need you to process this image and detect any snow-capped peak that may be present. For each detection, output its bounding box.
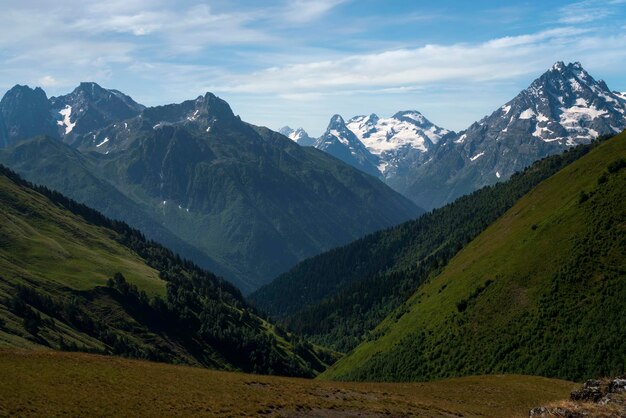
[279,126,315,146]
[490,61,626,144]
[346,110,451,157]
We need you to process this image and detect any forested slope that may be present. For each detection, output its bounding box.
[0,165,332,376]
[323,132,626,382]
[250,138,603,351]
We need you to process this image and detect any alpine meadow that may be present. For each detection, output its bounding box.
[1,1,626,417]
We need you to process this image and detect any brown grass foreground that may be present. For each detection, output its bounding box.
[0,350,577,417]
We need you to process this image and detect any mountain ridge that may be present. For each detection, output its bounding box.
[0,86,422,292]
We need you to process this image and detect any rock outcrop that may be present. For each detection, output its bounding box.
[530,377,626,417]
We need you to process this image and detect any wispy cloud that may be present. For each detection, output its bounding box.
[280,0,349,24]
[0,0,625,133]
[558,0,624,23]
[199,27,615,96]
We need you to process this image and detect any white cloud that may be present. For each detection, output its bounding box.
[199,27,619,96]
[38,76,58,87]
[558,0,623,23]
[281,0,348,24]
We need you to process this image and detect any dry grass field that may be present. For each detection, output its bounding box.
[0,349,578,417]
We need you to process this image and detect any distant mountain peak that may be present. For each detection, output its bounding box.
[0,84,58,145]
[49,82,144,141]
[316,114,381,177]
[328,114,346,129]
[198,92,235,119]
[279,126,315,146]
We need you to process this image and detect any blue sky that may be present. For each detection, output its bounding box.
[1,0,625,135]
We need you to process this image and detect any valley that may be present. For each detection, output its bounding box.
[2,2,626,416]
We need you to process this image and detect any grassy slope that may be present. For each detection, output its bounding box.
[0,174,164,295]
[324,132,626,381]
[0,167,333,375]
[0,350,576,418]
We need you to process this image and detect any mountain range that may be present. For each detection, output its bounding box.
[283,62,626,209]
[0,85,420,293]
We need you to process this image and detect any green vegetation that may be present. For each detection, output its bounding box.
[250,137,601,352]
[0,350,577,417]
[0,124,420,293]
[323,132,626,382]
[0,165,334,376]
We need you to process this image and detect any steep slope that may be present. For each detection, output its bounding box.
[0,136,231,280]
[250,140,597,351]
[50,82,144,142]
[314,115,381,177]
[0,91,421,292]
[0,165,330,376]
[0,113,7,148]
[324,132,626,382]
[406,62,626,209]
[0,85,58,146]
[279,126,315,146]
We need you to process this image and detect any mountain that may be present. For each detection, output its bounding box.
[50,82,144,142]
[0,113,7,148]
[0,87,422,292]
[279,126,315,146]
[0,85,58,146]
[405,61,626,209]
[0,135,230,279]
[249,139,597,351]
[314,115,381,177]
[304,63,625,211]
[345,111,453,189]
[0,164,332,376]
[323,131,626,382]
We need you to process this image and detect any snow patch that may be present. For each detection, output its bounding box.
[455,133,467,144]
[501,105,511,114]
[329,130,349,146]
[519,108,536,120]
[96,137,109,147]
[57,105,76,134]
[496,171,501,178]
[470,151,485,162]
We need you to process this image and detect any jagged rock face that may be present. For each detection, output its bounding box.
[405,62,626,210]
[279,126,315,146]
[75,92,238,154]
[314,114,381,177]
[50,82,144,140]
[0,85,58,146]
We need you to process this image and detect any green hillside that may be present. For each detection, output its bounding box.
[323,132,626,382]
[0,165,332,376]
[250,139,599,352]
